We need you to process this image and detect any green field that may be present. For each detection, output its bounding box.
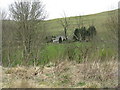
[2,41,117,67]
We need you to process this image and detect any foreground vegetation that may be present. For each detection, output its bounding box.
[2,60,118,88]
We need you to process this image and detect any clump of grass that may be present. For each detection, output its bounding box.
[77,82,86,86]
[60,74,70,84]
[5,69,13,74]
[84,81,101,88]
[83,60,118,88]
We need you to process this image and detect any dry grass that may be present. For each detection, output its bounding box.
[2,59,118,88]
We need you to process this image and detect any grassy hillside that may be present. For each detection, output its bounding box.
[45,9,118,39]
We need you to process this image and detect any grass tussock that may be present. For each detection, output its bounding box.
[2,59,118,88]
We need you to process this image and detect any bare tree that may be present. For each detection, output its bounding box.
[0,9,7,20]
[9,0,47,65]
[58,12,70,40]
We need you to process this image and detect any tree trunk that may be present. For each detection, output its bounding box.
[64,28,67,40]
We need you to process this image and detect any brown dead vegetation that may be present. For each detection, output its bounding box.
[2,59,118,88]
